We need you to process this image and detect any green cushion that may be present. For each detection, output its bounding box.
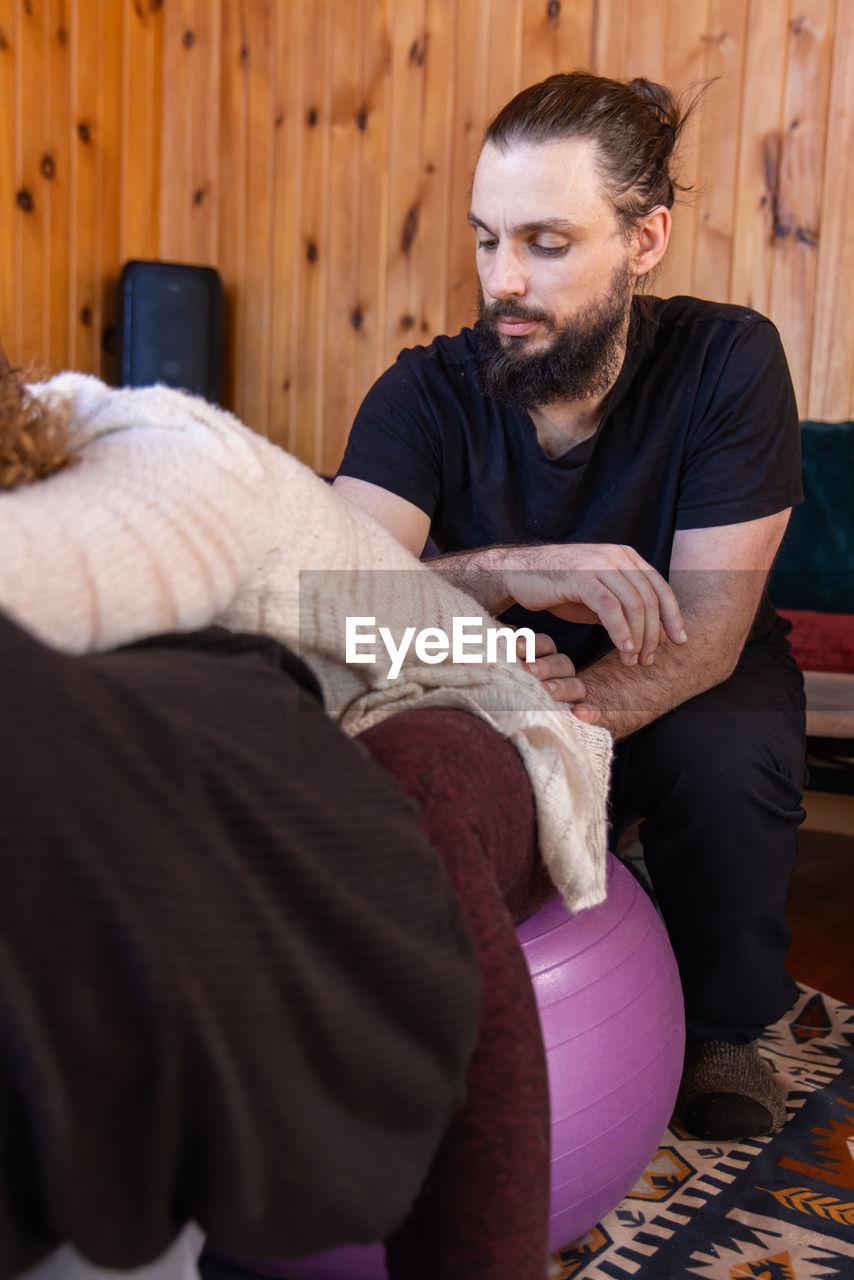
[769,420,854,614]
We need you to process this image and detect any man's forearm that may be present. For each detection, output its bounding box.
[424,545,521,614]
[577,640,713,739]
[579,595,755,739]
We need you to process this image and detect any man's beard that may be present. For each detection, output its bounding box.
[473,260,635,412]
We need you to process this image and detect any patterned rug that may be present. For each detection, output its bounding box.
[548,984,854,1280]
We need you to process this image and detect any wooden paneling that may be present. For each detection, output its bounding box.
[520,0,594,85]
[810,0,854,418]
[268,0,302,455]
[444,1,485,335]
[0,2,14,353]
[322,0,365,470]
[729,0,789,318]
[121,0,163,265]
[417,0,456,347]
[159,0,195,261]
[2,0,854,466]
[384,0,428,386]
[70,0,102,373]
[239,0,277,436]
[47,1,71,374]
[768,0,835,418]
[656,0,708,300]
[16,0,46,369]
[691,0,749,305]
[293,0,330,466]
[350,0,392,445]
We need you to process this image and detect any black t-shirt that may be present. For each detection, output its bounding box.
[338,295,802,668]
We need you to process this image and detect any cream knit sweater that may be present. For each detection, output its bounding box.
[1,374,613,911]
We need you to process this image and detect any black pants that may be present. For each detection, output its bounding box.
[0,615,478,1278]
[610,637,806,1044]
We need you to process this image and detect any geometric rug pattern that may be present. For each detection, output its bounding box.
[549,985,854,1279]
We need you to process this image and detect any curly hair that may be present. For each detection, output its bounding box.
[0,345,76,490]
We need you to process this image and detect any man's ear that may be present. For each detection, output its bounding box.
[631,206,671,279]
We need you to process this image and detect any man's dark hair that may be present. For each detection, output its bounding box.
[484,70,703,233]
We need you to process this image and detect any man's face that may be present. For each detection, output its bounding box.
[469,138,638,407]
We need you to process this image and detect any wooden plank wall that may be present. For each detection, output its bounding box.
[1,0,852,472]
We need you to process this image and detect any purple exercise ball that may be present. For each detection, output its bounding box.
[228,852,685,1278]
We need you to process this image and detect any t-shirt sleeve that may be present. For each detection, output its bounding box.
[675,316,803,530]
[337,357,443,518]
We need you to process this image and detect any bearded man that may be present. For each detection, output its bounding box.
[334,70,806,1141]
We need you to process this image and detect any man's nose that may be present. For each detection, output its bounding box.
[485,247,527,299]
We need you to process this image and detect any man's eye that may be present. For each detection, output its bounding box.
[477,239,498,252]
[532,243,569,257]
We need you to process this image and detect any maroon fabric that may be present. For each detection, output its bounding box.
[778,608,854,674]
[358,708,556,1280]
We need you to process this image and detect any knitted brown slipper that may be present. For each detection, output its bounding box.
[673,1041,788,1140]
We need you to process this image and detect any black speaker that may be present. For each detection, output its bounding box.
[117,260,225,403]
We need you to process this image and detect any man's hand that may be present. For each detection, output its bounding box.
[500,543,687,667]
[331,479,686,666]
[516,632,603,724]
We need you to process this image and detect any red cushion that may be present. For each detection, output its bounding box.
[778,609,854,674]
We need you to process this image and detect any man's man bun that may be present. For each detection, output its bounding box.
[484,70,706,231]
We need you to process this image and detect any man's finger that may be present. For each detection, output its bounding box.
[524,652,577,682]
[571,701,602,725]
[532,631,558,658]
[539,676,589,704]
[516,630,559,659]
[560,576,643,663]
[626,555,688,646]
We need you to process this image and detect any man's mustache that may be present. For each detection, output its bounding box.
[481,299,554,327]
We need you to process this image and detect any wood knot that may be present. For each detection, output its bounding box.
[350,310,364,330]
[77,122,92,144]
[56,27,67,44]
[401,314,416,329]
[15,189,33,213]
[547,0,560,19]
[193,187,205,205]
[274,113,284,128]
[355,109,368,131]
[40,155,56,180]
[307,107,318,126]
[401,203,419,253]
[306,242,318,263]
[80,306,93,327]
[240,43,249,62]
[182,29,195,49]
[408,34,428,67]
[0,31,8,51]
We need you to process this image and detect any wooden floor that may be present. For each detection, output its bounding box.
[787,788,854,1006]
